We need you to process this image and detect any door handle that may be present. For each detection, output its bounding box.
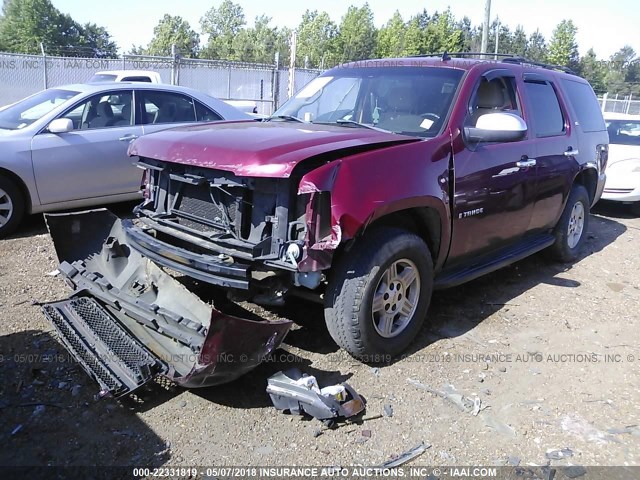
[564,148,579,156]
[118,134,139,142]
[516,158,536,168]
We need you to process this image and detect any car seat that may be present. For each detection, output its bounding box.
[88,102,115,128]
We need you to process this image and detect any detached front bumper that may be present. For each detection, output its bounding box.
[42,209,292,397]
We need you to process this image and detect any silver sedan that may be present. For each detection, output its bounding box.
[0,82,251,237]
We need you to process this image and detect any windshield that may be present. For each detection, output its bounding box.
[274,66,464,137]
[606,119,640,146]
[89,74,118,82]
[0,88,80,130]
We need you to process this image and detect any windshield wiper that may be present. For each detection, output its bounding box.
[265,115,304,123]
[334,119,390,132]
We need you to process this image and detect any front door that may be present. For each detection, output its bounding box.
[31,90,142,205]
[447,74,538,265]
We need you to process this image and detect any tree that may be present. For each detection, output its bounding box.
[423,9,463,54]
[579,48,607,93]
[510,26,527,57]
[146,14,199,58]
[375,11,406,58]
[547,19,579,69]
[606,46,639,94]
[78,23,118,58]
[200,0,246,59]
[0,0,117,56]
[230,15,281,64]
[336,3,377,62]
[296,10,338,68]
[527,29,547,62]
[403,16,424,56]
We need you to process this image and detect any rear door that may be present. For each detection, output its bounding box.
[522,74,579,231]
[31,90,143,204]
[137,90,222,135]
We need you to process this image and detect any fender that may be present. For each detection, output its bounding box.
[297,136,452,271]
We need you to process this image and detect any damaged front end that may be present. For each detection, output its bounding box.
[42,209,292,397]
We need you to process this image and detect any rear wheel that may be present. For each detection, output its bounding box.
[630,202,640,216]
[0,177,24,239]
[324,227,433,361]
[547,184,590,262]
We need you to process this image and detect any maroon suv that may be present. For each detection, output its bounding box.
[42,56,608,396]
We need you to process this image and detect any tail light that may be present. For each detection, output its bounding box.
[596,144,608,172]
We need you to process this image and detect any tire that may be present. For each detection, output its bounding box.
[324,227,433,361]
[630,202,640,216]
[547,184,590,263]
[0,176,25,239]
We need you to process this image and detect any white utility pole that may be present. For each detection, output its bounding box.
[494,20,499,59]
[288,30,297,99]
[481,0,491,54]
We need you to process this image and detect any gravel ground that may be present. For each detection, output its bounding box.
[1,201,639,471]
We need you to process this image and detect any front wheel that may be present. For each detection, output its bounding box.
[547,184,590,262]
[324,227,433,361]
[0,177,25,239]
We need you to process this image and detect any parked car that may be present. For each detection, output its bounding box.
[88,70,163,83]
[42,56,608,396]
[600,113,640,214]
[0,82,251,237]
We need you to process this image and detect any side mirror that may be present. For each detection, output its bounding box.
[464,112,527,143]
[48,118,74,133]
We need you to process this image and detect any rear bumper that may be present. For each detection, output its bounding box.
[42,209,292,396]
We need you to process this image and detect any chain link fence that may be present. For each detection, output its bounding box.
[598,94,640,116]
[0,51,323,115]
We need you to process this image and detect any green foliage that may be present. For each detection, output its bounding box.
[146,15,199,58]
[0,0,117,57]
[0,0,638,94]
[296,10,338,68]
[336,3,376,63]
[547,19,579,69]
[527,30,547,62]
[200,0,246,59]
[422,9,463,54]
[376,11,406,58]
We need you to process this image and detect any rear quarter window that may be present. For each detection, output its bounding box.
[561,79,606,132]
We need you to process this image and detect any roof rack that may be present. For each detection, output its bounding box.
[501,56,577,75]
[411,52,578,76]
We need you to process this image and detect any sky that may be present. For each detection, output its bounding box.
[50,0,639,59]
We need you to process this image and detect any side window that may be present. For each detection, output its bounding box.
[195,101,222,122]
[561,79,605,132]
[60,90,133,130]
[138,91,196,124]
[524,81,565,137]
[122,76,152,82]
[468,77,521,127]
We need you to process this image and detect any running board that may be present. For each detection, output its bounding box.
[435,233,555,289]
[42,297,164,396]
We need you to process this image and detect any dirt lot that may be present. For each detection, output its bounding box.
[1,201,639,472]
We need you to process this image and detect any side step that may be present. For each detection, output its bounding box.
[43,297,164,397]
[435,233,555,290]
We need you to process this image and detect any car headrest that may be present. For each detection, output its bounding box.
[475,80,506,109]
[386,86,414,112]
[97,102,114,118]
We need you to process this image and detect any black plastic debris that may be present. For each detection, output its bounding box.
[266,369,365,421]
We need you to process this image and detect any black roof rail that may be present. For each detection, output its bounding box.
[408,52,579,76]
[411,52,518,59]
[501,56,577,75]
